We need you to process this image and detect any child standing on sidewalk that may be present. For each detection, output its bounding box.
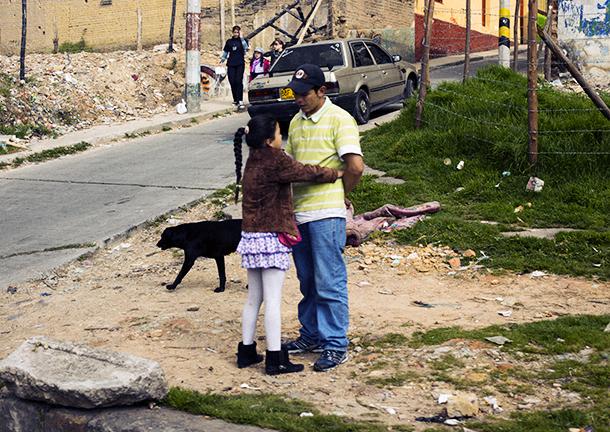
[233,114,343,375]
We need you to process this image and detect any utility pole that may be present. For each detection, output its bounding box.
[499,0,510,68]
[168,0,177,53]
[20,0,27,83]
[186,0,201,113]
[527,0,538,165]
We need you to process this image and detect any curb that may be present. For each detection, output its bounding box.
[0,101,239,167]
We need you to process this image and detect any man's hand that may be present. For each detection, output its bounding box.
[342,153,364,195]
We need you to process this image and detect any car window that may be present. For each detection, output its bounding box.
[366,42,393,65]
[271,43,345,73]
[350,42,374,67]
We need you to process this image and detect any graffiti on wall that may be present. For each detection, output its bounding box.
[560,0,610,37]
[355,30,383,45]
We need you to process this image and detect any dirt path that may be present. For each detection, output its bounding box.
[2,200,608,430]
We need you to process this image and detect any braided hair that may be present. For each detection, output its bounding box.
[233,114,278,203]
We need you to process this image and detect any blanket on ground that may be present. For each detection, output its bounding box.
[345,200,441,247]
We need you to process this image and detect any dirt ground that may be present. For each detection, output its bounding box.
[2,197,608,430]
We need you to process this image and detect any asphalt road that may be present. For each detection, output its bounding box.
[1,49,536,287]
[0,113,249,287]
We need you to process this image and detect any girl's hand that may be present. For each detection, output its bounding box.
[337,169,345,178]
[239,29,244,38]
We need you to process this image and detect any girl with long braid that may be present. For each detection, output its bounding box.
[233,114,343,375]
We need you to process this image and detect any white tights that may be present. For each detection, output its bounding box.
[241,268,285,351]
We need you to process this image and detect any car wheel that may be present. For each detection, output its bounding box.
[353,89,370,125]
[403,76,415,101]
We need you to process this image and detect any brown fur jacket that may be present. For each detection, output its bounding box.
[241,147,339,236]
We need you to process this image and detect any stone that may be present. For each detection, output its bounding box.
[0,387,46,432]
[448,257,461,270]
[445,393,479,417]
[0,336,169,409]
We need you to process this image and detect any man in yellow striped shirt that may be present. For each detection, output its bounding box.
[282,64,364,372]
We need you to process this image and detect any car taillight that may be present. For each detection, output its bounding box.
[248,89,279,102]
[325,81,340,94]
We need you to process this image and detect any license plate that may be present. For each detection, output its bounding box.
[280,87,294,99]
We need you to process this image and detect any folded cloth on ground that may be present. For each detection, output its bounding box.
[345,200,440,246]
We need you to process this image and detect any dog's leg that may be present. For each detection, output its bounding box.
[214,256,226,293]
[166,255,196,291]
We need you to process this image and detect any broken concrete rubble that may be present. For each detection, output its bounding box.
[0,336,169,409]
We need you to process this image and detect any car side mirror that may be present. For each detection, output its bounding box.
[392,55,402,62]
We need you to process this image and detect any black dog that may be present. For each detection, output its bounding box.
[156,219,242,292]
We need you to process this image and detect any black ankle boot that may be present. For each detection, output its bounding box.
[265,349,304,375]
[236,342,264,368]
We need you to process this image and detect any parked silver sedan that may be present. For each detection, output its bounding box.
[247,38,418,125]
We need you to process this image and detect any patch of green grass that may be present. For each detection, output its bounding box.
[409,314,610,354]
[11,141,91,167]
[162,126,172,131]
[355,65,610,279]
[431,354,465,370]
[57,39,92,54]
[162,387,413,431]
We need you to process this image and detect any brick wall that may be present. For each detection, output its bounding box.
[414,13,499,61]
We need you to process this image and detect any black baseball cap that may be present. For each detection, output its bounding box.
[286,64,326,94]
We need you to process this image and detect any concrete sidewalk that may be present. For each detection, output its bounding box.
[0,95,240,166]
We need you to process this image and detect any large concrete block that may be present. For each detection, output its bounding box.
[0,336,169,409]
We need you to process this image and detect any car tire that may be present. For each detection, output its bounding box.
[353,89,370,125]
[403,76,415,101]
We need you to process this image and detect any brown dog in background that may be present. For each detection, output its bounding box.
[156,219,242,292]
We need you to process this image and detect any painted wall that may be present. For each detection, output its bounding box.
[557,0,610,76]
[347,28,416,62]
[0,0,187,55]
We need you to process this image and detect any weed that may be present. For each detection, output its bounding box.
[162,126,172,131]
[11,142,91,167]
[162,387,400,432]
[356,65,610,280]
[58,39,92,54]
[191,118,198,123]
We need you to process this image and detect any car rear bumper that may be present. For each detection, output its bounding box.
[247,93,358,122]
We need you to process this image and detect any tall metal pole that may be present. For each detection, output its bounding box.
[19,0,27,83]
[499,0,510,68]
[527,0,538,165]
[186,0,201,113]
[168,0,177,53]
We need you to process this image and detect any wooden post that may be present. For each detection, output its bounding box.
[244,0,300,42]
[19,0,27,83]
[169,0,177,53]
[527,0,538,166]
[137,8,143,51]
[512,0,520,71]
[296,0,323,45]
[463,0,471,83]
[220,0,225,47]
[415,0,434,129]
[543,5,553,81]
[537,24,610,122]
[231,0,235,29]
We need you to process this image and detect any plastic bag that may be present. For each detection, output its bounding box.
[176,99,187,114]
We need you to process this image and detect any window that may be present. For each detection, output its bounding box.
[365,43,392,65]
[351,42,374,67]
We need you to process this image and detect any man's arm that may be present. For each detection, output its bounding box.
[342,153,364,195]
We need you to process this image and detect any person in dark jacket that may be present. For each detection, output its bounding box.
[220,25,248,108]
[268,38,285,66]
[232,114,343,375]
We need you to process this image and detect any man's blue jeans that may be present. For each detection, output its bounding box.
[292,217,349,351]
